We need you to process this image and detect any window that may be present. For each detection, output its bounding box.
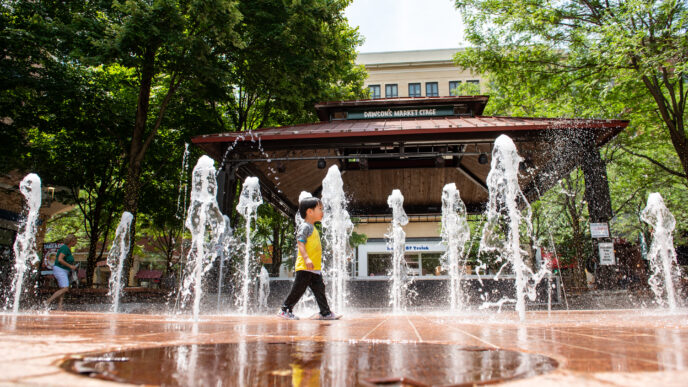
[385,84,398,98]
[368,84,381,99]
[449,81,461,96]
[367,253,391,276]
[425,82,439,97]
[466,80,480,93]
[405,254,420,276]
[420,253,442,276]
[367,252,444,277]
[408,83,421,97]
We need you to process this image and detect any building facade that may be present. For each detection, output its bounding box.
[356,48,483,99]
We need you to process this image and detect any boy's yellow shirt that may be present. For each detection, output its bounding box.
[295,226,322,271]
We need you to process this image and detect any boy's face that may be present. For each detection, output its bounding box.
[306,203,323,222]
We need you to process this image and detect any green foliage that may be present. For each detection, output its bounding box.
[454,0,688,256]
[44,208,87,245]
[349,230,368,249]
[214,0,367,131]
[3,0,367,284]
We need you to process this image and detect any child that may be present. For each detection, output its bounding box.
[278,197,341,320]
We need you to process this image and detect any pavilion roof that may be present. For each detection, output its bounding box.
[192,97,629,217]
[194,115,626,151]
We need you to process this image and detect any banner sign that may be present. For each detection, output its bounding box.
[598,242,616,265]
[42,242,61,269]
[590,223,610,238]
[344,106,456,120]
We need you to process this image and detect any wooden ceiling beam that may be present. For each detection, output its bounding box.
[455,164,488,192]
[235,163,297,218]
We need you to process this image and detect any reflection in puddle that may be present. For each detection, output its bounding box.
[62,341,558,386]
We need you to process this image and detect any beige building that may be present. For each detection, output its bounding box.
[356,48,483,99]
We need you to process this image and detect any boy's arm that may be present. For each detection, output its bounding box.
[297,241,314,270]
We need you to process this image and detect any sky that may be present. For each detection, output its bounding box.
[344,0,465,53]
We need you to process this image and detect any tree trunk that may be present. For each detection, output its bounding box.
[561,175,587,289]
[570,220,587,288]
[270,223,283,275]
[84,179,110,287]
[85,231,100,287]
[123,48,156,285]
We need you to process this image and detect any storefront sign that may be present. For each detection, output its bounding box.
[345,106,456,120]
[598,242,615,265]
[385,244,432,252]
[590,223,610,238]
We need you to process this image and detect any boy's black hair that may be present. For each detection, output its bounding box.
[299,197,321,219]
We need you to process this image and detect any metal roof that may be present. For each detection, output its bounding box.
[193,115,627,147]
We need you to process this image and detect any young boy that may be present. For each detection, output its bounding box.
[278,197,341,320]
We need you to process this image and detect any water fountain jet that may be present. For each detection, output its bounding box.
[441,183,471,312]
[216,215,233,311]
[479,135,548,321]
[641,193,682,311]
[387,189,410,313]
[10,174,41,313]
[180,156,225,321]
[321,166,353,313]
[258,266,270,310]
[236,177,263,315]
[107,212,133,313]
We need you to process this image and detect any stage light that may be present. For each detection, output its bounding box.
[478,153,488,164]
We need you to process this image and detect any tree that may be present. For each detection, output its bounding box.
[3,0,368,292]
[202,0,367,269]
[454,0,688,182]
[39,0,241,282]
[254,205,295,275]
[21,65,130,286]
[213,0,366,133]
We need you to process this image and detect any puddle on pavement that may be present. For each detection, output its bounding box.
[61,341,558,386]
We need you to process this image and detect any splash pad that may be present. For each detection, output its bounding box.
[5,91,683,386]
[2,310,688,386]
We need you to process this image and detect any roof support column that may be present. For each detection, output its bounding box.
[578,131,614,288]
[216,162,242,217]
[579,132,613,224]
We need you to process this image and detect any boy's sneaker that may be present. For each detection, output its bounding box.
[316,312,342,320]
[277,310,299,320]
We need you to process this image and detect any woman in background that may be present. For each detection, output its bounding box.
[44,234,78,310]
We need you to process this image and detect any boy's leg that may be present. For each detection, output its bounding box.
[308,274,332,316]
[282,271,310,312]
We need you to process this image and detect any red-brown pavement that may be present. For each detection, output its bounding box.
[1,309,687,386]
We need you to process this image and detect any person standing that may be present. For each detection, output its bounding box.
[44,234,78,310]
[278,197,341,320]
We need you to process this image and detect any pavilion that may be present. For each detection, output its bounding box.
[193,96,628,299]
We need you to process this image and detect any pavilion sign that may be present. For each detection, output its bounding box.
[342,106,456,120]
